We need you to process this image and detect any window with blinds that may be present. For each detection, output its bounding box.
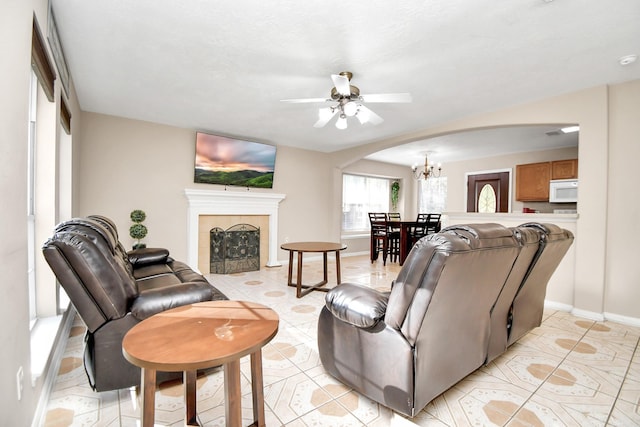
[342,174,391,232]
[31,15,56,102]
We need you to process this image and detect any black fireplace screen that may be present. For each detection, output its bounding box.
[210,224,260,274]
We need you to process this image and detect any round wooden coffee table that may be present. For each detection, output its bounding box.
[280,241,347,298]
[122,300,279,427]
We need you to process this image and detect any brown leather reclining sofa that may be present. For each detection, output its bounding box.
[42,215,227,391]
[318,222,573,417]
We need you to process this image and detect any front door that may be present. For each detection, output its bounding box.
[467,172,510,213]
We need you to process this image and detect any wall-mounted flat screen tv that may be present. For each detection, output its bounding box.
[194,132,276,188]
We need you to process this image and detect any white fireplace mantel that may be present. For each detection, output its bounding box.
[185,188,286,269]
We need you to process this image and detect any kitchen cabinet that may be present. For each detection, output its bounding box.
[551,159,578,180]
[516,162,551,201]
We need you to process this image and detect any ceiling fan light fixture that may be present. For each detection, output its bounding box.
[282,71,411,129]
[335,114,348,130]
[342,101,358,117]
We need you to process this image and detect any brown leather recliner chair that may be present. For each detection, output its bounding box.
[317,222,573,417]
[506,223,575,346]
[42,216,227,391]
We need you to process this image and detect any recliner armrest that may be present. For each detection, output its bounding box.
[325,283,388,328]
[130,282,213,320]
[127,247,171,267]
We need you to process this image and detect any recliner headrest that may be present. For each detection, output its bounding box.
[54,218,116,254]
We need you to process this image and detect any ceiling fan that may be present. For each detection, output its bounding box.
[281,71,412,130]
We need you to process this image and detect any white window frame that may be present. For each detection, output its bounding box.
[342,173,394,233]
[27,70,38,329]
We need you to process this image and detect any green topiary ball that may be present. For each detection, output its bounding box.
[130,209,146,223]
[129,223,148,240]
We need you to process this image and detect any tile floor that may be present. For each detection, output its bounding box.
[43,255,640,426]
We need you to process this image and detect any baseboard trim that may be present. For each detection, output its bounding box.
[544,300,640,326]
[604,311,640,328]
[571,307,606,322]
[544,300,573,313]
[341,251,369,258]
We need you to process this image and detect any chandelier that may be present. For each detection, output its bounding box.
[412,154,442,180]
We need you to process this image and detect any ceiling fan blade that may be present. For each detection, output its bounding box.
[281,98,330,103]
[359,93,412,103]
[357,105,384,125]
[313,107,338,128]
[331,74,351,96]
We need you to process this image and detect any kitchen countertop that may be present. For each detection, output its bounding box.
[443,212,579,224]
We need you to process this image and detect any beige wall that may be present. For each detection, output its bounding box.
[605,80,640,318]
[78,113,196,254]
[0,4,33,423]
[78,113,336,262]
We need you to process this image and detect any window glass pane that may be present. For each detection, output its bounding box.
[342,174,390,231]
[27,71,37,326]
[418,177,447,213]
[478,184,497,213]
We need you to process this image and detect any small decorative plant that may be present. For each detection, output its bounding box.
[391,181,400,210]
[129,209,148,249]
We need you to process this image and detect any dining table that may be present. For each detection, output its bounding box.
[371,220,420,266]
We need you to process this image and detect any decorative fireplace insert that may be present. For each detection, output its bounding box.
[210,224,260,274]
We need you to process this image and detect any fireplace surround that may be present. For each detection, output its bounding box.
[185,189,286,270]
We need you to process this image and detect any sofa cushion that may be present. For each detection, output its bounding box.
[131,282,214,320]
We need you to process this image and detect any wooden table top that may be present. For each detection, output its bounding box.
[280,242,347,252]
[122,301,279,372]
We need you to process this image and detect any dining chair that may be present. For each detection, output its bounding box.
[386,213,401,263]
[408,213,430,247]
[425,214,442,235]
[368,213,389,265]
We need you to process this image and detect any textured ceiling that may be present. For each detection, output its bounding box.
[51,0,639,165]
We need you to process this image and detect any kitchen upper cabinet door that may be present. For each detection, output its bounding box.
[551,159,578,180]
[516,162,551,201]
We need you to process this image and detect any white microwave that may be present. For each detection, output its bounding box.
[549,179,578,203]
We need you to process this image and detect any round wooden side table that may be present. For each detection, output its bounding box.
[280,241,347,298]
[122,300,279,427]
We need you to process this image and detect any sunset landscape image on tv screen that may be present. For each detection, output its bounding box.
[194,132,276,188]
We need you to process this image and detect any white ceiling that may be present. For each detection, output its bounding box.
[51,0,639,166]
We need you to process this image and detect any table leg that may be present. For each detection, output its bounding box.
[370,233,376,262]
[286,249,334,298]
[140,367,156,427]
[287,250,294,286]
[322,252,328,284]
[296,250,303,298]
[250,349,266,427]
[224,359,242,427]
[185,370,198,426]
[400,223,410,265]
[335,250,342,284]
